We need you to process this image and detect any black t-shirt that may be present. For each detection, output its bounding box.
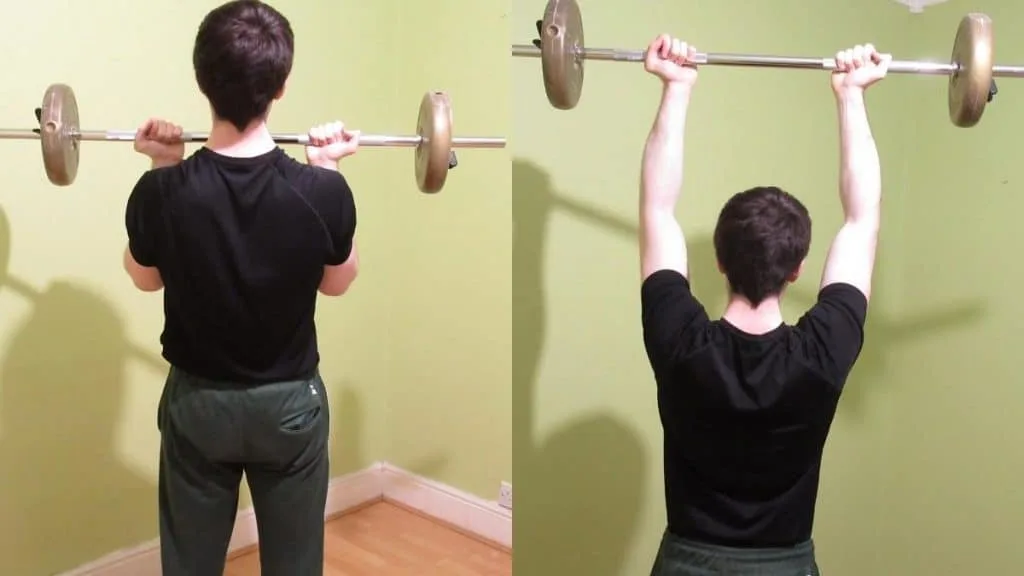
[640,269,867,548]
[125,147,356,383]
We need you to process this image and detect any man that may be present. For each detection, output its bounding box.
[638,34,889,575]
[122,2,360,574]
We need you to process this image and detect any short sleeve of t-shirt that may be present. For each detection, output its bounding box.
[640,269,711,371]
[315,171,357,266]
[795,282,869,385]
[124,170,163,267]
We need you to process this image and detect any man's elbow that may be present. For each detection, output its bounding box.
[130,272,164,292]
[318,275,356,297]
[641,202,677,222]
[843,194,882,227]
[135,281,164,292]
[318,260,359,297]
[122,246,162,291]
[842,212,881,235]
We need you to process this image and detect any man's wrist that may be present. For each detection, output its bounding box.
[662,81,693,101]
[834,88,866,107]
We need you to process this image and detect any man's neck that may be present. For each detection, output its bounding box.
[205,118,276,158]
[722,294,784,335]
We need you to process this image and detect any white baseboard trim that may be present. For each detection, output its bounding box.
[58,461,510,576]
[380,462,512,550]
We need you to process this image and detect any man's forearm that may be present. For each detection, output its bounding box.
[837,91,881,225]
[640,84,691,214]
[638,82,691,280]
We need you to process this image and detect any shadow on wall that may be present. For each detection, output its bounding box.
[0,205,159,574]
[513,159,647,575]
[829,288,985,418]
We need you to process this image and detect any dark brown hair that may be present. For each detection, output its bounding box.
[193,0,294,131]
[713,186,812,306]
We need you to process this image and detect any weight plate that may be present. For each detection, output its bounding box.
[948,13,994,128]
[415,91,453,194]
[540,0,585,110]
[39,83,80,186]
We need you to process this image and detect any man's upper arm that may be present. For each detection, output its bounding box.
[819,220,879,301]
[124,171,165,291]
[640,269,709,371]
[125,171,162,267]
[640,209,687,282]
[317,171,358,296]
[796,283,869,384]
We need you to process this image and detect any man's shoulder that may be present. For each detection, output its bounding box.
[135,162,181,186]
[267,156,350,197]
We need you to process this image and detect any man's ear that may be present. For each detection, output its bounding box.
[787,259,806,283]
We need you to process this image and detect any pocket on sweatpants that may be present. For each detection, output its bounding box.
[280,404,322,433]
[278,380,324,434]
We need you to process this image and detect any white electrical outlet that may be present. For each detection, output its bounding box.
[498,481,512,510]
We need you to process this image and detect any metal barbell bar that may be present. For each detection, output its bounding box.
[1,84,507,194]
[512,0,1013,128]
[0,129,504,149]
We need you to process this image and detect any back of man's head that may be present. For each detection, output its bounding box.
[713,186,812,307]
[193,0,294,132]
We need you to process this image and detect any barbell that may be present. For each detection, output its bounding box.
[511,0,1021,128]
[0,84,507,194]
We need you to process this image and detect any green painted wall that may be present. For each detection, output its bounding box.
[514,0,1022,573]
[881,0,1024,571]
[381,0,512,501]
[0,1,509,574]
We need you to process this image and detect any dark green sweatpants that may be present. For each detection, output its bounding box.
[650,530,821,576]
[157,366,330,576]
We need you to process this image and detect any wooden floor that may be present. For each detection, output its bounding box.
[224,502,511,576]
